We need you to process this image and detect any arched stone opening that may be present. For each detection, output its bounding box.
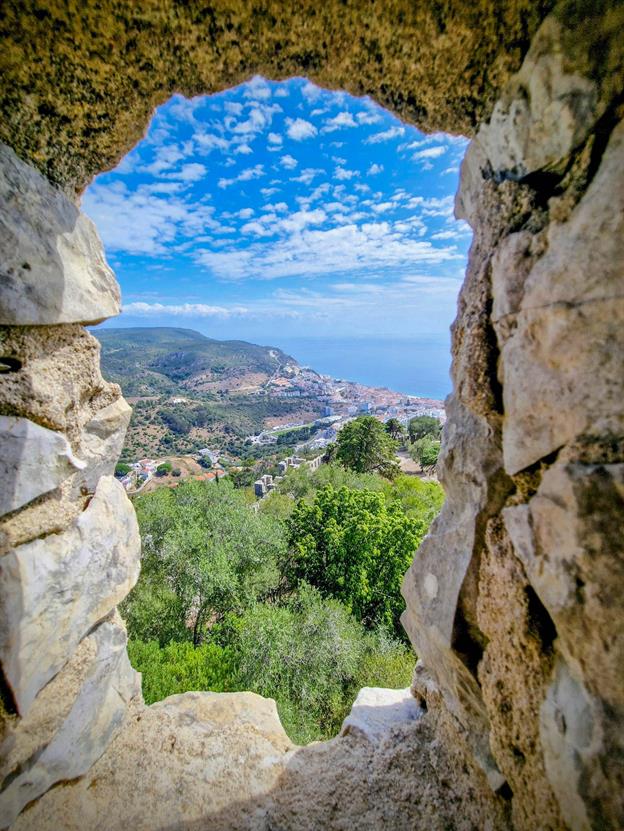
[0,2,623,829]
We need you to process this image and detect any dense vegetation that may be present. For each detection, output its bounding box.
[123,445,443,743]
[407,415,443,471]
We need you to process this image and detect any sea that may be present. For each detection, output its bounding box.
[271,336,452,402]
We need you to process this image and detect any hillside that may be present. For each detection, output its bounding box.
[96,327,297,397]
[92,327,324,460]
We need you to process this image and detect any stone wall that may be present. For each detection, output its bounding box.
[0,1,622,828]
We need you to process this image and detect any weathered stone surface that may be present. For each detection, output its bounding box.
[504,463,624,829]
[71,398,132,497]
[0,2,551,194]
[0,325,120,440]
[0,615,140,829]
[477,17,599,178]
[340,687,422,741]
[0,476,140,715]
[14,689,508,831]
[494,119,624,473]
[0,415,85,517]
[477,518,563,831]
[0,143,120,324]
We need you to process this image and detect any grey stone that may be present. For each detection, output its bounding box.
[71,398,132,497]
[0,142,120,325]
[477,16,600,178]
[0,476,140,715]
[0,616,140,828]
[0,415,85,517]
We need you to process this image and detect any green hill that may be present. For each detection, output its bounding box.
[94,327,296,397]
[91,327,322,460]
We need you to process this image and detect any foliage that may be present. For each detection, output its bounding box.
[335,416,399,479]
[407,415,441,443]
[229,586,414,743]
[410,435,440,469]
[286,485,420,633]
[115,462,131,476]
[171,468,182,477]
[381,474,444,528]
[125,480,285,645]
[128,639,237,704]
[156,461,172,476]
[384,417,405,442]
[279,461,386,502]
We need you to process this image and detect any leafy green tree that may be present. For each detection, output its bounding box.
[286,485,420,633]
[410,435,440,470]
[384,418,405,442]
[407,415,441,443]
[156,461,172,476]
[115,462,131,477]
[335,416,399,479]
[124,480,285,645]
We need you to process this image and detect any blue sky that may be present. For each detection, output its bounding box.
[83,76,470,381]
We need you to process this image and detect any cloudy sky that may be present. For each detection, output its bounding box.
[83,76,470,394]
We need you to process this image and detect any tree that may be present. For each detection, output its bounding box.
[384,418,405,442]
[115,462,131,477]
[335,416,399,479]
[123,480,285,645]
[407,415,441,443]
[156,461,172,477]
[410,435,440,471]
[286,484,420,634]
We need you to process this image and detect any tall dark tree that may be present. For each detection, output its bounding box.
[384,418,405,442]
[336,416,399,479]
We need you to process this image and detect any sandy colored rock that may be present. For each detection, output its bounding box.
[0,143,120,324]
[340,687,422,741]
[0,416,85,517]
[0,616,140,829]
[14,689,508,831]
[0,476,140,715]
[0,2,552,194]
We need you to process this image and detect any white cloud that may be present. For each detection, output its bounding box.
[194,132,230,153]
[142,144,186,175]
[172,162,206,182]
[123,301,248,318]
[356,110,382,125]
[238,208,254,219]
[286,118,318,140]
[261,187,280,197]
[268,132,282,145]
[301,81,322,102]
[412,145,447,161]
[322,111,357,132]
[218,164,265,188]
[83,181,222,255]
[291,168,323,185]
[243,75,272,100]
[224,101,243,115]
[274,86,289,98]
[371,201,394,214]
[365,126,405,144]
[367,163,383,175]
[234,143,253,155]
[280,154,298,170]
[334,167,359,181]
[195,218,460,281]
[265,201,288,212]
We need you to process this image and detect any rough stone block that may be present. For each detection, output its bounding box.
[71,397,132,496]
[0,476,140,715]
[340,687,422,741]
[477,17,600,178]
[0,142,120,325]
[0,616,140,828]
[0,415,85,517]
